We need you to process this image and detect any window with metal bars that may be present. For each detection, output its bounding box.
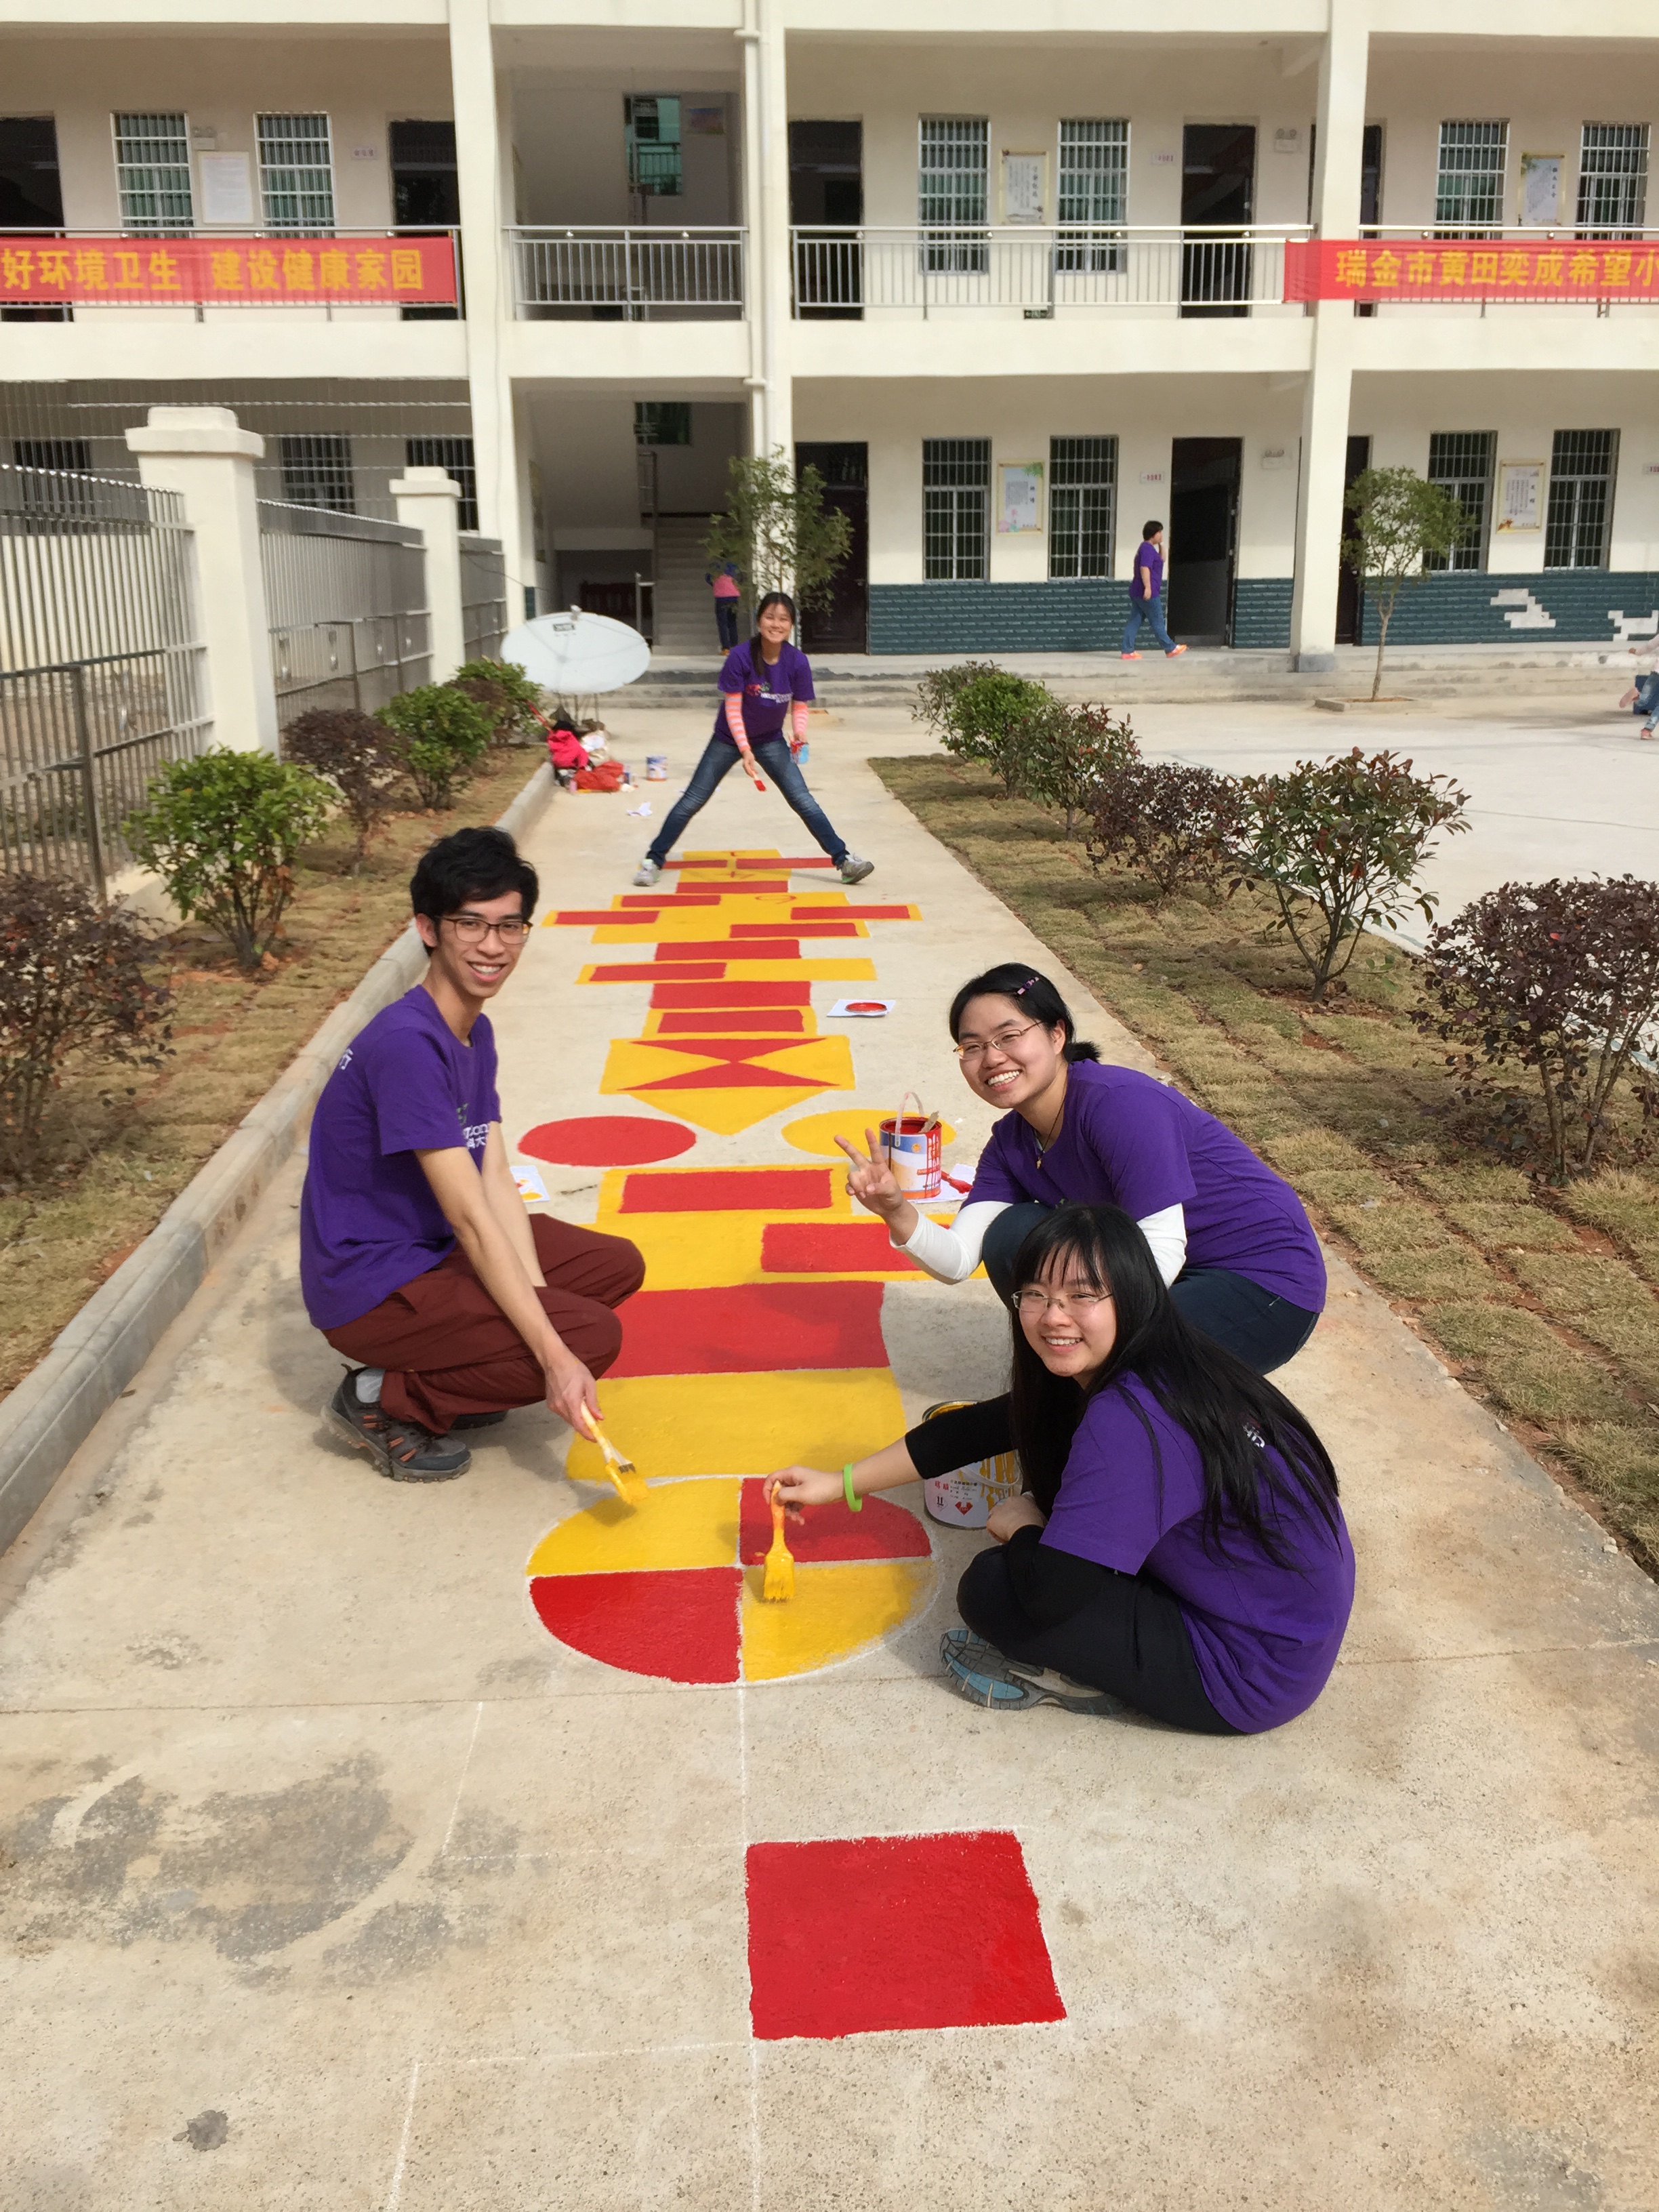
[258,114,335,232]
[406,436,477,531]
[113,112,192,232]
[1544,430,1616,570]
[920,119,987,273]
[923,438,989,581]
[1576,124,1649,235]
[1048,436,1117,579]
[1424,431,1495,572]
[280,433,354,513]
[1435,121,1507,234]
[1057,121,1128,273]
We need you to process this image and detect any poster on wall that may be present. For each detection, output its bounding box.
[1517,154,1563,229]
[997,462,1044,533]
[1495,462,1545,534]
[1001,152,1047,226]
[198,152,255,226]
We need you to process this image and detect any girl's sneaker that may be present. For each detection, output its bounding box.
[838,855,876,884]
[632,859,662,888]
[1165,643,1188,658]
[939,1629,1118,1715]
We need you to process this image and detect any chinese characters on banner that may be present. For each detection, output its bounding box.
[0,235,458,306]
[1284,238,1659,303]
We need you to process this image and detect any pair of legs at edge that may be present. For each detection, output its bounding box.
[642,731,868,880]
[1120,593,1186,659]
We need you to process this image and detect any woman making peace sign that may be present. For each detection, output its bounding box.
[838,963,1326,1376]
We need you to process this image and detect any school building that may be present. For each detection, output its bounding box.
[2,0,1656,665]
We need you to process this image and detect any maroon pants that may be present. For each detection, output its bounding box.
[324,1215,644,1434]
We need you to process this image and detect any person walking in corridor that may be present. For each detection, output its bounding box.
[706,559,743,651]
[633,591,875,887]
[1121,520,1188,661]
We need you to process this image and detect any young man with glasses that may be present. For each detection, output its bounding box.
[301,826,644,1479]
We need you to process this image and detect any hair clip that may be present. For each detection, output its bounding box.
[1012,975,1040,996]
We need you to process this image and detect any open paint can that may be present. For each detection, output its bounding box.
[880,1092,941,1197]
[918,1402,1023,1527]
[644,754,668,781]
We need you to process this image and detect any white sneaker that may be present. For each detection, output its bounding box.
[838,854,875,885]
[632,859,662,888]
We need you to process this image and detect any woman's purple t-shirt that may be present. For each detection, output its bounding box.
[300,986,500,1330]
[716,640,815,744]
[1043,1374,1355,1732]
[966,1059,1326,1312]
[1131,539,1164,601]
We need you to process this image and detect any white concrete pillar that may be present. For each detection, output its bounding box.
[125,405,279,754]
[755,0,794,465]
[390,466,466,682]
[738,1,766,456]
[1288,7,1369,671]
[450,0,523,603]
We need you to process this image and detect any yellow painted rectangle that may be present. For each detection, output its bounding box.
[526,1477,740,1576]
[740,1559,936,1681]
[565,1369,907,1483]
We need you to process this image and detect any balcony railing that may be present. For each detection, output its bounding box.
[791,226,1309,318]
[510,227,745,320]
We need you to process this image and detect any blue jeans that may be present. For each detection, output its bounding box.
[715,598,740,650]
[646,730,848,867]
[1122,594,1176,654]
[1633,672,1659,726]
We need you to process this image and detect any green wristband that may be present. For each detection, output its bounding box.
[843,1462,863,1512]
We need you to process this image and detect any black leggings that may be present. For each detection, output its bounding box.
[980,1202,1319,1376]
[957,1544,1240,1735]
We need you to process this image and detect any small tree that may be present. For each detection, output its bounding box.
[1019,699,1139,838]
[123,750,333,970]
[449,657,544,745]
[912,663,1054,798]
[282,707,405,871]
[377,684,494,809]
[1416,876,1659,1181]
[0,874,173,1178]
[1344,466,1470,700]
[1086,756,1250,903]
[1242,748,1470,1003]
[703,449,851,615]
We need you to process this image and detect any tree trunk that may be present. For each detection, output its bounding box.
[1372,601,1391,701]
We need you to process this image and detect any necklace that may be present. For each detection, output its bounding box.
[1031,1102,1065,1158]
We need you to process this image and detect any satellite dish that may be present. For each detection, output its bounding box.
[500,608,652,696]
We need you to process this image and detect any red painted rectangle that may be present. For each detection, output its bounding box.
[586,962,725,983]
[618,1167,834,1215]
[651,982,813,1008]
[655,940,800,962]
[745,1832,1065,2040]
[609,1282,888,1378]
[737,1478,932,1564]
[655,1010,809,1034]
[762,1222,922,1273]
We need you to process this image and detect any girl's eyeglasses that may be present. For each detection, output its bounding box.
[956,1020,1042,1065]
[1012,1288,1114,1317]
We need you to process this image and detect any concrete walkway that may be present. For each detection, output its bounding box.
[2,716,1656,2210]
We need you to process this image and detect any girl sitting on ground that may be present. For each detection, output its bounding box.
[838,962,1326,1376]
[769,1204,1353,1731]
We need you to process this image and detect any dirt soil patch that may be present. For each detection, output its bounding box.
[0,750,546,1404]
[872,752,1659,1575]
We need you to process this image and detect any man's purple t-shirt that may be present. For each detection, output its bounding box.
[300,986,499,1330]
[966,1059,1326,1311]
[1043,1374,1355,1731]
[1130,539,1164,602]
[716,640,815,744]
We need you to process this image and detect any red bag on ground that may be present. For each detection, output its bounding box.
[573,760,627,792]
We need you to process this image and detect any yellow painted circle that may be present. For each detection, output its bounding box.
[783,1109,956,1160]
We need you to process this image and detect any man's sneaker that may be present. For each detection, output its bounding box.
[632,859,662,888]
[1165,642,1189,659]
[327,1373,470,1481]
[838,854,876,885]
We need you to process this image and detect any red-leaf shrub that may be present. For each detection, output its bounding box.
[1085,754,1249,902]
[282,707,405,869]
[1416,874,1659,1180]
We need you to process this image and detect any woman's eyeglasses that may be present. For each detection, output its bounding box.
[955,1020,1042,1065]
[1012,1288,1114,1317]
[443,913,530,945]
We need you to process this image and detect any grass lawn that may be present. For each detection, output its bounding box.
[0,747,546,1403]
[873,752,1659,1576]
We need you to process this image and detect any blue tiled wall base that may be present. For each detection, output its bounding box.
[868,581,1127,655]
[1231,579,1294,649]
[1358,571,1659,647]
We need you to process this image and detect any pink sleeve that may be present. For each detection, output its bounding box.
[791,700,810,741]
[724,693,749,745]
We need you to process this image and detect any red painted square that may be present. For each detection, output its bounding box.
[610,1282,888,1378]
[529,1568,739,1684]
[745,1832,1065,2040]
[619,1168,833,1215]
[737,1479,932,1564]
[762,1222,922,1273]
[651,982,813,1009]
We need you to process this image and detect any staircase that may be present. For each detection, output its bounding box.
[650,516,725,653]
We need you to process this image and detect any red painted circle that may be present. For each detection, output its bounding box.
[519,1116,697,1168]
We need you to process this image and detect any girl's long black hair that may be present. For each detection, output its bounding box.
[750,591,798,670]
[948,963,1101,1065]
[1008,1204,1340,1563]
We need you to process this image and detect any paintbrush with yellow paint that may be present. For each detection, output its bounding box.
[761,1486,796,1601]
[577,1407,647,1509]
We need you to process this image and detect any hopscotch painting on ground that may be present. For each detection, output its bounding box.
[524,848,951,1685]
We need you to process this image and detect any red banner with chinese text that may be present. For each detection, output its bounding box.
[1284,237,1659,304]
[0,235,457,306]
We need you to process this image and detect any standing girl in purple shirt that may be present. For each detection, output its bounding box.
[771,1204,1353,1731]
[840,963,1325,1375]
[632,591,874,887]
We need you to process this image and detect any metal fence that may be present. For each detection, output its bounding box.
[1,462,209,896]
[791,227,1305,316]
[459,532,507,661]
[510,228,745,319]
[259,501,430,720]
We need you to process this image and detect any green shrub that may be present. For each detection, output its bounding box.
[912,662,1054,797]
[281,706,405,870]
[122,748,333,970]
[1020,699,1138,838]
[0,873,172,1177]
[377,683,493,808]
[449,656,544,744]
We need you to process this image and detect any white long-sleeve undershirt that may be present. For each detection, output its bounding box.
[893,1199,1188,1287]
